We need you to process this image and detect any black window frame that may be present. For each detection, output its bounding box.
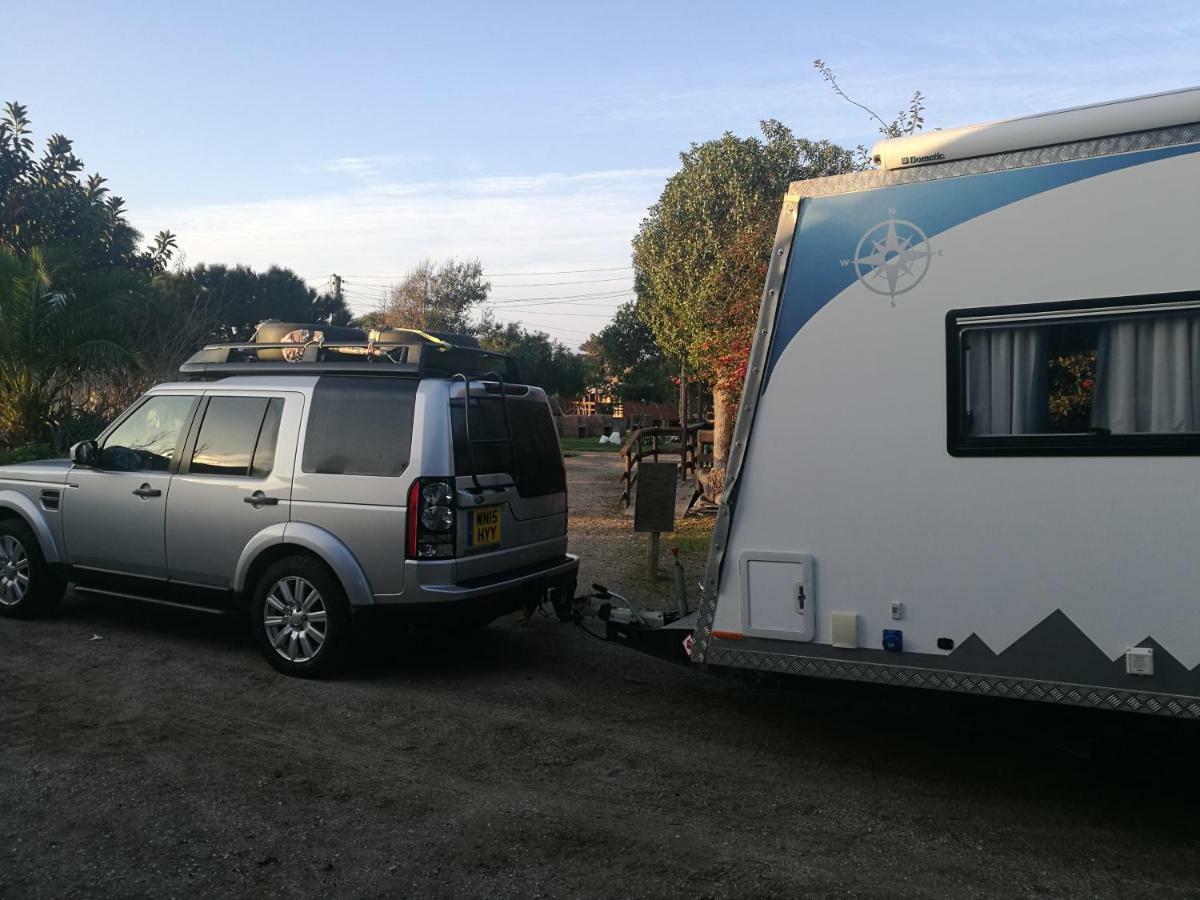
[947,289,1200,457]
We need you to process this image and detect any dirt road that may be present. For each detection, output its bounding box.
[2,454,1199,898]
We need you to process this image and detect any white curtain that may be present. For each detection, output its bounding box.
[1091,315,1200,433]
[965,328,1048,435]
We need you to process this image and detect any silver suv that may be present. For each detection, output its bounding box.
[0,327,578,676]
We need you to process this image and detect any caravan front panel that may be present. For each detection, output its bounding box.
[693,93,1200,717]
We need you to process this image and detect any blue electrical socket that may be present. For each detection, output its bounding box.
[882,629,903,652]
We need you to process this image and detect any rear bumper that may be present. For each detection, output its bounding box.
[371,553,579,625]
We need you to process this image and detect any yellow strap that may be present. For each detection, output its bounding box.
[368,328,451,350]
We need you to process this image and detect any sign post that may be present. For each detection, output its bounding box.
[634,462,677,580]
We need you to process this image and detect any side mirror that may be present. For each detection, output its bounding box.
[71,440,98,467]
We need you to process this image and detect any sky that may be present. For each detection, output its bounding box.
[3,0,1199,347]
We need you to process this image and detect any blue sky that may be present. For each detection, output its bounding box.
[3,0,1199,345]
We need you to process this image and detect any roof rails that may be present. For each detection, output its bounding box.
[179,324,521,382]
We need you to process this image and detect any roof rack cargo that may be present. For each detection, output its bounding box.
[179,321,520,382]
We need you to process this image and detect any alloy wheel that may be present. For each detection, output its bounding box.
[262,576,329,663]
[0,535,30,607]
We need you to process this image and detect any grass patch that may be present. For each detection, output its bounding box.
[666,517,715,554]
[559,436,621,453]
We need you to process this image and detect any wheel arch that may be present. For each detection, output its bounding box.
[0,491,62,564]
[234,522,374,607]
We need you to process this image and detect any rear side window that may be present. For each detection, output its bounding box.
[191,396,284,477]
[451,394,565,496]
[302,376,417,476]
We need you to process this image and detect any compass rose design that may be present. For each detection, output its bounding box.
[851,217,934,299]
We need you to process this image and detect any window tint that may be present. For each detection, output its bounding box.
[950,297,1200,455]
[451,394,565,496]
[251,398,284,478]
[100,395,196,471]
[302,377,417,476]
[191,397,270,476]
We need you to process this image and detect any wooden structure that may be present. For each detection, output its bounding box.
[619,420,713,508]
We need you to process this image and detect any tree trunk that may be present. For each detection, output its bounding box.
[712,386,735,466]
[698,386,736,504]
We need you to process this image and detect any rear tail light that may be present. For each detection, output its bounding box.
[406,477,456,560]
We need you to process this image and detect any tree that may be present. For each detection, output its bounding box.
[152,264,351,344]
[632,120,857,496]
[379,258,489,335]
[583,302,674,404]
[0,246,142,445]
[477,320,588,398]
[0,101,176,273]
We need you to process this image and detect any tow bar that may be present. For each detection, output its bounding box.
[575,582,695,666]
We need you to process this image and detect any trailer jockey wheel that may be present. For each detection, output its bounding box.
[548,585,578,623]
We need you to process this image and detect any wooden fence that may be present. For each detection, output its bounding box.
[618,420,714,508]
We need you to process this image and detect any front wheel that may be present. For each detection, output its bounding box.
[0,518,64,619]
[250,556,351,678]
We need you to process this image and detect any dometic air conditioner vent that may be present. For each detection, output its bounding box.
[871,86,1200,170]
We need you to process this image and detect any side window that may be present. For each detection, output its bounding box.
[100,395,197,472]
[191,396,284,478]
[302,376,417,476]
[949,296,1200,455]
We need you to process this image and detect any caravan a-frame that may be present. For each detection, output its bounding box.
[690,88,1200,718]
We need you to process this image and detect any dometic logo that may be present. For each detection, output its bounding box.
[900,152,945,165]
[840,211,940,304]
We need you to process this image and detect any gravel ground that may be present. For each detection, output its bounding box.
[567,452,714,613]
[2,453,1200,898]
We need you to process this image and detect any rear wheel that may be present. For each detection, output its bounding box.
[250,556,351,678]
[0,519,64,619]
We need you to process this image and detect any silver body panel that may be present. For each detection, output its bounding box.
[0,373,576,612]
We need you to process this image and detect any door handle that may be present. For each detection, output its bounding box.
[244,491,280,508]
[132,484,162,499]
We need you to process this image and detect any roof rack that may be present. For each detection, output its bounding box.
[179,332,521,382]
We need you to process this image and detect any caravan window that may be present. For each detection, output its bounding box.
[948,294,1200,455]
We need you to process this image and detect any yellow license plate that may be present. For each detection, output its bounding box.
[469,506,502,549]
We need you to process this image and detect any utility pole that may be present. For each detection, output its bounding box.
[332,273,343,307]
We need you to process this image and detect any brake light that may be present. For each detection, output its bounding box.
[406,477,456,560]
[406,479,420,558]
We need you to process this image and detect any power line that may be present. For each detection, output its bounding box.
[340,265,633,281]
[487,289,633,305]
[342,274,632,289]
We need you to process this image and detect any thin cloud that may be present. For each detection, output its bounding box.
[133,167,664,348]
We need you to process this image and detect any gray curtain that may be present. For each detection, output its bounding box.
[1091,315,1200,434]
[965,327,1048,435]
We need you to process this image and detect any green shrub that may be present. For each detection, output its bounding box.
[0,443,58,465]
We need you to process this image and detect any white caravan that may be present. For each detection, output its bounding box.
[689,88,1200,718]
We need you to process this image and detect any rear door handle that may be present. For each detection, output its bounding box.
[244,491,279,508]
[132,484,162,499]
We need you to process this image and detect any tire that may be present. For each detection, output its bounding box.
[249,555,351,678]
[0,518,65,619]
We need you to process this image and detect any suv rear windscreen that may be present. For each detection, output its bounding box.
[450,394,565,497]
[303,376,417,476]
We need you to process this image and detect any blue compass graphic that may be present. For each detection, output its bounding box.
[851,217,934,299]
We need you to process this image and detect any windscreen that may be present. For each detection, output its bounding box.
[450,394,565,497]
